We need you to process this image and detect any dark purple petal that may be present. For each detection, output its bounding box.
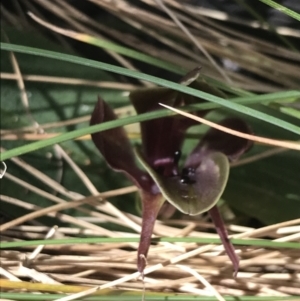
[90,97,153,191]
[135,146,230,216]
[209,205,239,277]
[130,88,184,172]
[129,67,228,171]
[137,191,165,274]
[185,118,253,167]
[129,88,210,174]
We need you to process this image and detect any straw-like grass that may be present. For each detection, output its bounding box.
[1,1,300,300]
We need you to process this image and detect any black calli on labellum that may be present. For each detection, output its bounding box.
[90,68,253,277]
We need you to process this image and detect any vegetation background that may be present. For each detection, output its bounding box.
[0,1,300,300]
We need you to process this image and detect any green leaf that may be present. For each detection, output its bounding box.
[225,150,300,224]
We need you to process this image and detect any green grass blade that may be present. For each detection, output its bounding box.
[2,43,299,136]
[259,0,300,21]
[59,33,252,96]
[76,35,185,74]
[233,0,297,51]
[1,89,299,161]
[1,43,300,161]
[1,236,299,249]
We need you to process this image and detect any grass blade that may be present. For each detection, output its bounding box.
[259,0,300,21]
[1,43,299,136]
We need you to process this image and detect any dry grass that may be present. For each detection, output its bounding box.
[1,208,300,298]
[2,0,300,91]
[1,154,300,298]
[1,1,300,300]
[1,133,299,298]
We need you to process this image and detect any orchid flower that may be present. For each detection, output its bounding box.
[90,69,252,277]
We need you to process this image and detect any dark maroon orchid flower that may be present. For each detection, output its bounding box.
[90,69,252,277]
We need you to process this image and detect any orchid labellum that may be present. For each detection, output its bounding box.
[90,68,252,277]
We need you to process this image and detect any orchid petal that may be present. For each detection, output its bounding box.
[185,118,253,166]
[90,97,153,191]
[135,146,230,216]
[130,88,184,168]
[129,68,218,169]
